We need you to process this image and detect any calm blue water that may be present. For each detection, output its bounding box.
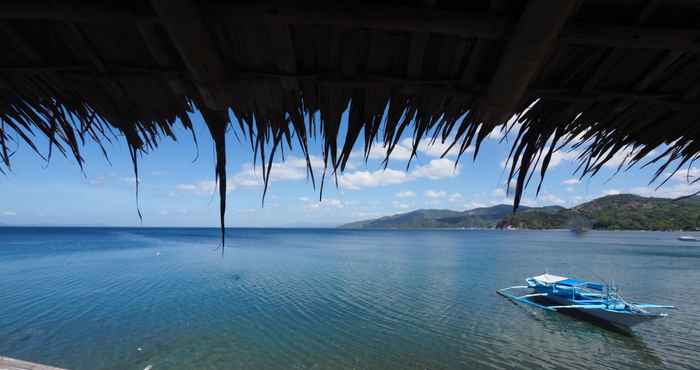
[1,227,699,370]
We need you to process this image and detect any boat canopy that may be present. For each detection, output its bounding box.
[532,273,568,284]
[531,274,605,291]
[557,279,605,291]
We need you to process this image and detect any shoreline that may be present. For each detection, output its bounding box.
[1,225,698,233]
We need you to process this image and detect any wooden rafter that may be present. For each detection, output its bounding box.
[0,1,157,23]
[150,0,229,110]
[458,0,508,87]
[138,23,188,96]
[1,1,699,52]
[476,0,578,124]
[405,0,437,79]
[561,23,700,52]
[266,21,298,90]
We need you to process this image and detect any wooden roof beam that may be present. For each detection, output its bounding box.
[138,23,188,96]
[405,0,437,79]
[221,3,509,40]
[562,23,700,51]
[60,24,108,73]
[1,1,699,51]
[266,22,298,90]
[477,0,578,124]
[458,0,508,87]
[631,0,685,92]
[216,4,700,51]
[0,1,157,24]
[0,21,43,91]
[150,0,229,110]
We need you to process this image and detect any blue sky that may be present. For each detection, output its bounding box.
[1,110,698,227]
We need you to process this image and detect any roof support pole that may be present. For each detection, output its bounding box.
[476,0,578,125]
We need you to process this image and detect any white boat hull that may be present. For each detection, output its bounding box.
[542,294,663,330]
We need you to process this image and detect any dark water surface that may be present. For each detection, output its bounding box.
[1,227,699,370]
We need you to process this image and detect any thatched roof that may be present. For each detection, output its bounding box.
[2,0,700,243]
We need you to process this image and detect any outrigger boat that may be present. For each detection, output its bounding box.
[498,273,675,331]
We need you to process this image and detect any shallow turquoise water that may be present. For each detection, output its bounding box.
[1,227,699,370]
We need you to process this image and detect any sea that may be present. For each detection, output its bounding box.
[1,227,699,370]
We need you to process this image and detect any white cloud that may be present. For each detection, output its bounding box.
[177,155,321,195]
[602,189,622,196]
[670,167,700,183]
[400,138,471,158]
[601,147,657,169]
[339,158,460,190]
[229,156,317,187]
[627,182,700,199]
[502,146,657,174]
[425,190,447,198]
[364,143,412,161]
[178,154,460,198]
[492,188,506,197]
[175,181,226,195]
[411,158,460,180]
[500,148,581,171]
[338,168,410,190]
[562,178,580,185]
[87,174,140,187]
[463,201,487,209]
[392,200,412,210]
[357,136,472,164]
[584,182,700,200]
[486,114,525,141]
[539,192,566,205]
[548,150,582,168]
[351,211,385,219]
[176,183,197,191]
[395,190,416,198]
[88,176,106,186]
[2,211,17,216]
[487,129,509,141]
[448,192,464,203]
[304,197,345,211]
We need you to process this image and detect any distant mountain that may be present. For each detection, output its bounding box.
[340,209,466,229]
[339,194,700,231]
[501,194,700,231]
[339,205,565,229]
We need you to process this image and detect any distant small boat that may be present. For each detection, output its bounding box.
[678,236,698,242]
[498,273,675,332]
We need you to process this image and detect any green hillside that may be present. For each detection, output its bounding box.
[340,194,700,231]
[498,194,700,231]
[339,204,565,229]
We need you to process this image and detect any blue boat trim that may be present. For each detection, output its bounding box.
[497,273,676,331]
[557,279,605,291]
